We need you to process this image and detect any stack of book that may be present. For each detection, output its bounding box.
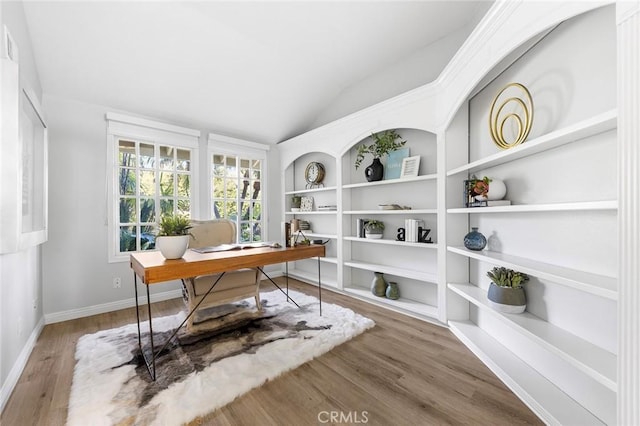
[404,219,424,242]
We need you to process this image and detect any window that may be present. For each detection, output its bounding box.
[107,113,199,261]
[209,135,269,243]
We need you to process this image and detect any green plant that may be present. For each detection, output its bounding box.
[487,267,529,288]
[156,214,192,236]
[355,130,406,169]
[365,220,385,232]
[291,195,302,208]
[469,176,492,198]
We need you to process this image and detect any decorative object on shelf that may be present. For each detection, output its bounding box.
[364,220,384,239]
[282,221,291,247]
[418,227,432,243]
[371,272,387,297]
[385,282,400,300]
[404,219,424,242]
[396,227,405,241]
[291,195,302,211]
[400,155,421,178]
[464,227,487,251]
[465,176,508,206]
[354,129,407,182]
[298,220,311,231]
[384,147,409,180]
[290,219,310,246]
[155,214,192,259]
[317,205,337,211]
[489,82,534,150]
[304,161,325,189]
[378,204,411,210]
[300,196,314,212]
[486,267,530,314]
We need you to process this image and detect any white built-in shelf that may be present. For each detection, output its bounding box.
[344,260,437,283]
[448,320,608,426]
[343,209,437,215]
[447,200,618,214]
[286,268,338,289]
[343,174,437,189]
[304,233,338,240]
[344,236,438,249]
[284,186,337,195]
[448,282,616,391]
[447,246,617,300]
[344,286,438,319]
[285,211,337,215]
[446,109,617,176]
[319,256,338,265]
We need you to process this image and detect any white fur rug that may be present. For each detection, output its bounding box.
[67,290,374,426]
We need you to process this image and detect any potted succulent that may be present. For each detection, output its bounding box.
[355,130,406,182]
[364,220,384,239]
[469,175,507,201]
[486,267,530,313]
[155,214,193,259]
[291,195,302,211]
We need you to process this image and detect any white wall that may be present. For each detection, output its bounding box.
[0,0,44,410]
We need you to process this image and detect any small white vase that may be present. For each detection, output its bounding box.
[475,178,507,201]
[156,235,190,259]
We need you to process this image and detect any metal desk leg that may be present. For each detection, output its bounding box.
[285,261,290,301]
[318,257,322,316]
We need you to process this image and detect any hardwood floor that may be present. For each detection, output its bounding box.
[1,278,542,425]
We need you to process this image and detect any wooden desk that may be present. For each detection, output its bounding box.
[130,244,325,380]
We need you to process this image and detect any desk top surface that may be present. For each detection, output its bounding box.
[130,244,325,284]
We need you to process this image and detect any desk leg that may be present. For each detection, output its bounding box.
[285,262,290,301]
[134,272,156,381]
[318,257,322,316]
[257,266,301,309]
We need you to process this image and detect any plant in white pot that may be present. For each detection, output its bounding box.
[364,220,384,239]
[155,214,192,259]
[486,267,530,313]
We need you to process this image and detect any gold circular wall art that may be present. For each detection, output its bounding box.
[489,82,534,150]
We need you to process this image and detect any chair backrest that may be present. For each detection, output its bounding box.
[189,219,237,248]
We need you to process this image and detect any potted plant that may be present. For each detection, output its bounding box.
[155,214,193,259]
[486,267,530,313]
[468,175,507,202]
[364,220,384,239]
[291,195,302,211]
[354,130,406,182]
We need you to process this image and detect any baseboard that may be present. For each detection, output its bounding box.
[0,316,45,413]
[44,289,183,324]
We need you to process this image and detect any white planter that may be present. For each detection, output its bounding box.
[475,178,507,201]
[156,235,190,259]
[365,232,383,239]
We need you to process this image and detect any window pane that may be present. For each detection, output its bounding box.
[119,198,136,223]
[226,156,237,177]
[225,178,238,199]
[120,226,137,252]
[177,174,190,197]
[140,198,155,223]
[213,163,225,178]
[160,199,174,216]
[240,200,250,220]
[213,200,224,218]
[139,143,155,168]
[226,201,237,220]
[239,222,250,243]
[213,177,224,198]
[252,202,261,220]
[177,200,190,217]
[251,180,261,200]
[118,169,136,195]
[118,140,136,167]
[240,158,250,169]
[177,149,190,171]
[239,177,251,200]
[140,225,156,250]
[140,170,155,196]
[252,222,262,242]
[159,146,174,170]
[252,168,261,180]
[160,172,174,196]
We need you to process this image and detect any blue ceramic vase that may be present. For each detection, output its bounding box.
[464,227,487,251]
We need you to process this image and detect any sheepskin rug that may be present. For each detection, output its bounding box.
[67,290,374,426]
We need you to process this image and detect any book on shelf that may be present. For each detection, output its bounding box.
[467,200,512,207]
[404,219,424,242]
[192,242,276,253]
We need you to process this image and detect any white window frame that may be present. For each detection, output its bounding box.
[106,113,200,262]
[208,133,269,243]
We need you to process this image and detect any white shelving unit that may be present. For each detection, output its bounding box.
[343,209,437,215]
[286,268,338,289]
[342,173,437,189]
[344,236,437,249]
[344,286,439,318]
[284,186,338,195]
[343,260,437,283]
[284,211,337,216]
[447,246,617,300]
[448,282,616,391]
[447,200,617,214]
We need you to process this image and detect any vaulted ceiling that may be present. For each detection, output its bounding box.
[23,1,491,144]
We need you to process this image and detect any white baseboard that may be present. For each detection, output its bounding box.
[1,316,45,413]
[44,289,183,324]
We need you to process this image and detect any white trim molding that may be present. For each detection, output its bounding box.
[617,2,640,424]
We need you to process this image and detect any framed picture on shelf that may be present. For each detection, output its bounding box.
[300,196,314,212]
[384,147,409,180]
[400,156,420,178]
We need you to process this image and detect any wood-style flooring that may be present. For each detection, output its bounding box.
[1,278,542,425]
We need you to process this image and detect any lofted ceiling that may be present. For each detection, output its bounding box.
[22,1,490,144]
